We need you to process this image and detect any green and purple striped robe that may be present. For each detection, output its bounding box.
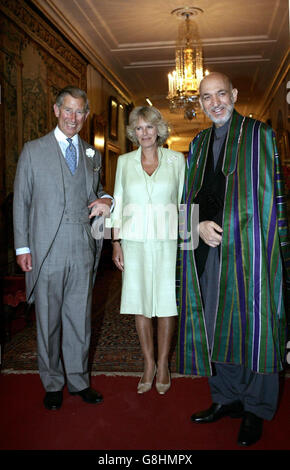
[177,110,290,376]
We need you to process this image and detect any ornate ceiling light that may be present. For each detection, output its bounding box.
[167,7,208,120]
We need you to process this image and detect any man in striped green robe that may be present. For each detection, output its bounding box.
[177,72,290,446]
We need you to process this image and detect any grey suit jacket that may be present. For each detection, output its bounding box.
[13,130,107,302]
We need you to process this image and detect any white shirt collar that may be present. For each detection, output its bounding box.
[54,126,78,145]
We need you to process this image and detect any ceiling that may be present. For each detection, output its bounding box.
[32,0,289,150]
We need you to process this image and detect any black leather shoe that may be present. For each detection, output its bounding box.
[191,401,244,423]
[70,387,103,404]
[43,391,63,410]
[237,411,263,446]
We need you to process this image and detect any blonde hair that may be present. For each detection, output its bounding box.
[126,106,170,146]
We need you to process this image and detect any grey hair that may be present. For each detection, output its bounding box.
[126,106,170,146]
[55,86,90,113]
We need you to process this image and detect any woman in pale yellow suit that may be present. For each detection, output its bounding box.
[111,106,185,394]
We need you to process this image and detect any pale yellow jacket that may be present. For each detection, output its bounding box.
[108,146,185,241]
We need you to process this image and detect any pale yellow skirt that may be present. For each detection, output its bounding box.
[120,240,178,318]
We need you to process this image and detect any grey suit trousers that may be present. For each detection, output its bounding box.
[34,220,95,392]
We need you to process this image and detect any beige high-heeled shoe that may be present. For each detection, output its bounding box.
[137,365,156,394]
[156,369,171,395]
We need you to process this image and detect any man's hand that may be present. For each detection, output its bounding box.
[16,253,32,272]
[88,198,111,218]
[199,221,223,247]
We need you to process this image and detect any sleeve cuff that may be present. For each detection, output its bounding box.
[101,195,115,212]
[16,247,31,255]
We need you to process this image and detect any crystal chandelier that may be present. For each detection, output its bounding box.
[167,7,207,120]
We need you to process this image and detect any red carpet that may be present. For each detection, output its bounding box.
[0,372,289,453]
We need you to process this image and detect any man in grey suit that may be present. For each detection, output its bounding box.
[13,86,112,410]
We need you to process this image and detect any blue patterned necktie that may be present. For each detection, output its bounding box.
[65,138,77,174]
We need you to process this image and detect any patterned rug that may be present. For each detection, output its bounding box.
[1,256,178,374]
[2,245,288,375]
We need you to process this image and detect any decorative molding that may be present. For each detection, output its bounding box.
[258,48,290,117]
[30,0,132,103]
[124,60,175,69]
[205,56,270,64]
[112,36,277,52]
[0,0,87,78]
[124,56,270,69]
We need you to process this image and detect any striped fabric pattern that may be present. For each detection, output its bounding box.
[177,111,290,376]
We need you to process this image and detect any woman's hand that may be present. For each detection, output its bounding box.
[112,242,124,271]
